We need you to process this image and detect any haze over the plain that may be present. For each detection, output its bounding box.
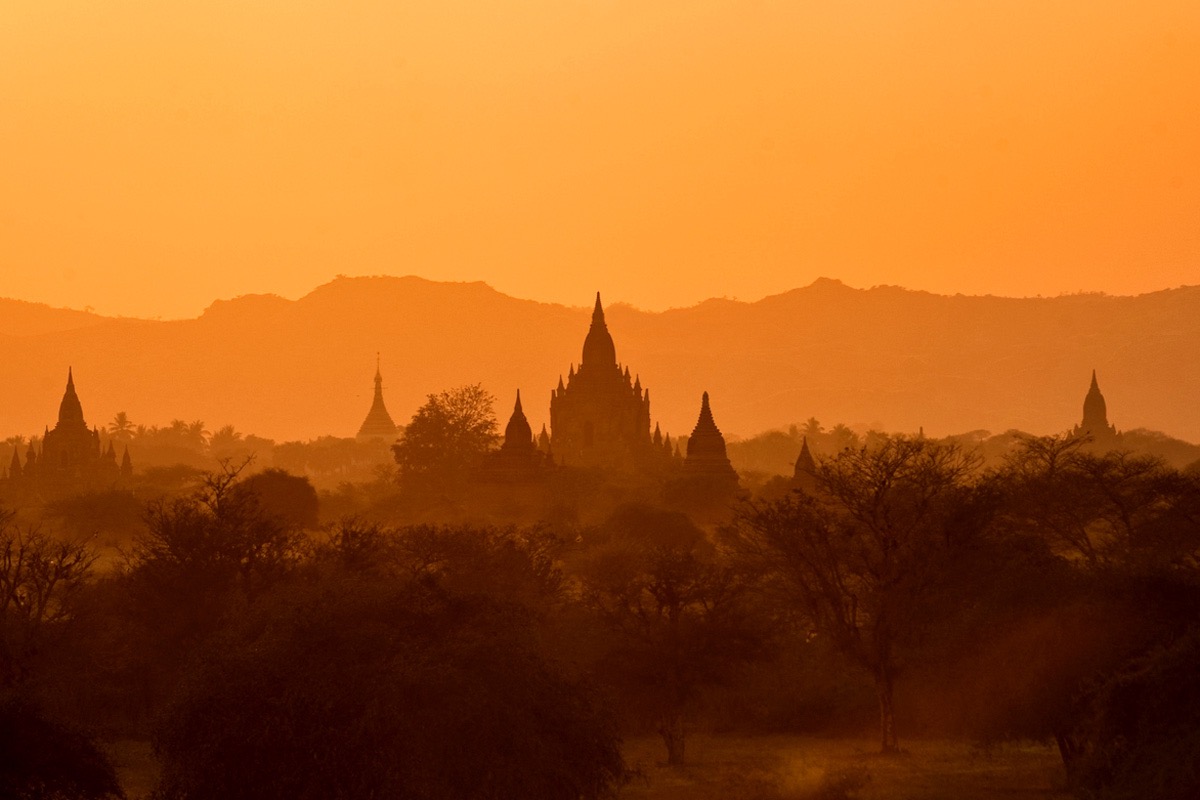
[3,1,1198,318]
[1,276,1199,444]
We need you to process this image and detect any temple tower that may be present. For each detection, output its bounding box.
[356,355,399,442]
[481,391,549,482]
[549,294,654,469]
[792,436,818,494]
[682,392,738,486]
[35,368,121,487]
[1072,369,1118,443]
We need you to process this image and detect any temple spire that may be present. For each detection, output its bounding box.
[501,390,534,452]
[57,367,86,429]
[1076,368,1116,442]
[692,392,720,437]
[792,436,818,493]
[356,356,399,441]
[581,292,617,368]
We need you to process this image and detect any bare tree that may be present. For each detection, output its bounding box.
[0,511,97,686]
[726,436,982,753]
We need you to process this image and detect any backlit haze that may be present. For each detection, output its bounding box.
[3,1,1198,319]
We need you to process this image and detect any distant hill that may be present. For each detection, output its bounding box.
[0,298,106,337]
[0,276,1197,444]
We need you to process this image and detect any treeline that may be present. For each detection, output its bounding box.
[2,435,1199,798]
[726,419,1200,480]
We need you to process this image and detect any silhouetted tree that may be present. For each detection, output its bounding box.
[1065,626,1200,800]
[122,462,305,710]
[572,505,768,764]
[391,384,498,492]
[234,469,319,532]
[44,490,145,548]
[726,436,982,753]
[152,571,626,800]
[0,514,96,687]
[106,412,135,444]
[999,435,1200,571]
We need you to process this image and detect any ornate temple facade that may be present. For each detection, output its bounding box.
[356,357,399,442]
[549,294,657,470]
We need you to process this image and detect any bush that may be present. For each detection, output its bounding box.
[152,570,626,800]
[1067,627,1200,800]
[0,694,123,800]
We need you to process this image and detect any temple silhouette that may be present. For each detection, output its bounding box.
[549,294,657,470]
[1071,369,1121,448]
[480,391,553,482]
[6,369,130,491]
[356,355,399,442]
[478,293,742,503]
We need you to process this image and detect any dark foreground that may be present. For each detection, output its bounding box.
[108,735,1068,800]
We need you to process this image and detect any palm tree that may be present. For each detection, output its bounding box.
[209,425,243,452]
[108,412,135,442]
[830,423,859,451]
[803,417,824,439]
[186,420,211,450]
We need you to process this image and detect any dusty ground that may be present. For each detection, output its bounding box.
[108,735,1071,799]
[619,735,1071,800]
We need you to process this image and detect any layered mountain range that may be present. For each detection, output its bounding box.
[1,276,1196,443]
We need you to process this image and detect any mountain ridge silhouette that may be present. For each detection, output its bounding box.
[1,275,1197,443]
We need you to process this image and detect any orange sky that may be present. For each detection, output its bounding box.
[2,1,1198,319]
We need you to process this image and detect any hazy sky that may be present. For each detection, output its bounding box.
[3,1,1198,318]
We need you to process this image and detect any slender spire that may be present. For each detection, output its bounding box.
[1080,368,1111,435]
[593,292,604,322]
[57,368,86,429]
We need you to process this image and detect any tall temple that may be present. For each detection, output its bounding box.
[549,294,655,469]
[356,355,399,442]
[1071,369,1119,444]
[12,369,126,490]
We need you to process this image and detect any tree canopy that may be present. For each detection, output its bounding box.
[391,384,498,491]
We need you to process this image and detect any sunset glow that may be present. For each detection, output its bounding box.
[3,0,1198,318]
